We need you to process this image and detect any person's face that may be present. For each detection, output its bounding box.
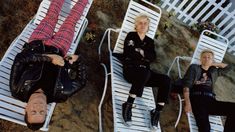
[135,17,149,34]
[200,52,214,67]
[25,93,47,124]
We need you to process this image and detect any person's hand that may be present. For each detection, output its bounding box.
[139,49,144,57]
[65,54,79,64]
[46,54,65,66]
[135,48,144,57]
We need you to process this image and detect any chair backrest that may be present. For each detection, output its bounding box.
[0,0,93,131]
[113,0,161,54]
[191,30,229,64]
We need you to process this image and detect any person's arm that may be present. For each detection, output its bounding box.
[212,62,228,68]
[182,64,196,113]
[15,52,51,64]
[66,55,87,95]
[44,54,65,66]
[183,64,196,89]
[212,62,231,76]
[183,87,192,113]
[143,39,156,62]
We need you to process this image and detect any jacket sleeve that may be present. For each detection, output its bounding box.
[15,52,52,64]
[64,56,87,96]
[143,39,156,62]
[183,64,197,89]
[53,57,87,103]
[69,56,87,88]
[217,64,232,76]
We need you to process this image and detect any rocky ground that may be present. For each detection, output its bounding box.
[0,0,235,132]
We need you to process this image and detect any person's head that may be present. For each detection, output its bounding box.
[25,90,47,130]
[200,49,214,67]
[135,14,150,34]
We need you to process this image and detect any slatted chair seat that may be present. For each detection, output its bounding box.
[168,30,229,132]
[0,0,93,131]
[187,112,224,132]
[98,0,162,131]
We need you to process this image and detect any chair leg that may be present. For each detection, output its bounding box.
[175,94,184,128]
[98,63,110,132]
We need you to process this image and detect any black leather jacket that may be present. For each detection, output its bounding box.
[10,41,87,103]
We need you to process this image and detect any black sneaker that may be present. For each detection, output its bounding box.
[122,102,132,126]
[150,109,160,129]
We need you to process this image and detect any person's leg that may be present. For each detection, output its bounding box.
[207,99,235,132]
[224,113,235,132]
[124,67,151,102]
[146,71,171,105]
[122,67,151,125]
[190,96,211,132]
[144,71,171,128]
[29,0,65,42]
[45,0,88,56]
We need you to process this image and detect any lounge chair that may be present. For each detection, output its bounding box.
[0,0,93,131]
[98,0,162,131]
[167,30,229,131]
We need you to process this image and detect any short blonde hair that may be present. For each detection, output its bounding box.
[134,14,150,30]
[200,49,214,59]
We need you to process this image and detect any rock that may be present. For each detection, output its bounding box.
[96,10,112,29]
[215,76,235,102]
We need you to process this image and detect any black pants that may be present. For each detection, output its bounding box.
[123,67,171,103]
[190,95,235,132]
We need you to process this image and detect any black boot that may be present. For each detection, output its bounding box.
[150,109,160,129]
[122,102,132,126]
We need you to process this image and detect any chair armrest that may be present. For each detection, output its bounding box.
[98,28,120,62]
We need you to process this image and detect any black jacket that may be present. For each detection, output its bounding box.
[123,32,156,69]
[10,40,87,103]
[183,64,231,91]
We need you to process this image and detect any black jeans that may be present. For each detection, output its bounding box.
[123,66,171,103]
[190,95,235,132]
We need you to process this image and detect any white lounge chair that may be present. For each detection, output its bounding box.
[98,0,162,131]
[0,0,93,131]
[167,30,229,131]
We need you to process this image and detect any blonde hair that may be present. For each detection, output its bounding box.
[200,49,214,59]
[134,14,150,30]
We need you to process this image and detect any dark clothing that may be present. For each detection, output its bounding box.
[122,32,171,103]
[183,64,235,132]
[123,32,156,69]
[192,67,213,93]
[10,41,87,103]
[190,95,235,132]
[34,61,58,103]
[183,64,231,91]
[123,67,171,102]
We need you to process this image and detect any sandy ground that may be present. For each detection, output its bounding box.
[0,0,235,132]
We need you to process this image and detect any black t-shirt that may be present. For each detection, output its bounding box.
[192,67,213,93]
